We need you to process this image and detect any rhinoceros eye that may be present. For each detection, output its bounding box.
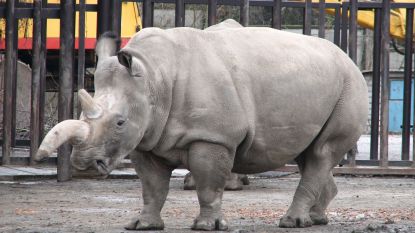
[116,120,125,126]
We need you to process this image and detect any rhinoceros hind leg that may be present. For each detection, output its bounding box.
[294,155,337,226]
[188,142,233,231]
[280,82,365,228]
[309,174,337,225]
[124,216,164,230]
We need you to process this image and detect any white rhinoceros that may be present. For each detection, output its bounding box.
[35,19,368,231]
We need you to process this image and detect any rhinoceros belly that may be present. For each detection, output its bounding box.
[232,123,322,174]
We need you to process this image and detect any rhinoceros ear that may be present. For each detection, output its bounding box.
[95,31,120,67]
[118,51,132,68]
[118,51,142,77]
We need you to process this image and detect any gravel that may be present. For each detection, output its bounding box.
[0,174,414,233]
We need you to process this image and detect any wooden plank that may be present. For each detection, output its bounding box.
[276,165,415,176]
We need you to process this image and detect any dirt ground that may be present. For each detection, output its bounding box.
[1,174,414,233]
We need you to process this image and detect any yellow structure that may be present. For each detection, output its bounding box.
[0,0,142,49]
[304,0,414,41]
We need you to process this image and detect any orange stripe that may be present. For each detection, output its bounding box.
[0,38,130,50]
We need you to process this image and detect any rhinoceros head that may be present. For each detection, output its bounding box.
[34,32,151,175]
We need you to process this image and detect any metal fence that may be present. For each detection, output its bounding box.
[0,0,415,180]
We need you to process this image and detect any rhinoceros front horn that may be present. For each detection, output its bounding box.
[34,120,90,162]
[78,89,102,119]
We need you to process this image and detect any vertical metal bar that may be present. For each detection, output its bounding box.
[150,1,154,26]
[240,0,249,26]
[340,2,348,52]
[346,0,357,168]
[58,0,75,181]
[318,0,325,38]
[333,6,341,46]
[11,18,18,148]
[370,8,381,161]
[110,0,122,36]
[77,0,86,118]
[348,0,357,63]
[175,0,185,27]
[39,0,47,143]
[97,0,111,37]
[143,0,153,28]
[2,0,16,165]
[403,8,414,161]
[30,0,43,165]
[380,0,390,168]
[208,0,217,26]
[272,0,282,29]
[303,0,311,35]
[8,16,18,149]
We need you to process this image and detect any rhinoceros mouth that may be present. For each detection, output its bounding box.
[93,159,110,175]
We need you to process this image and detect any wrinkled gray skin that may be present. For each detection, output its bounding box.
[184,172,249,191]
[34,19,368,231]
[182,19,250,192]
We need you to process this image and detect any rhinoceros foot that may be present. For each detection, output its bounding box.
[309,212,329,225]
[124,216,164,231]
[239,174,249,185]
[191,214,228,231]
[278,213,313,228]
[223,178,243,191]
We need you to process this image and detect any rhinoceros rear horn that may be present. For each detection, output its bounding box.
[78,89,102,119]
[95,31,120,63]
[34,120,90,162]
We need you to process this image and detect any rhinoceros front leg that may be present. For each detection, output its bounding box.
[188,142,233,231]
[125,150,173,231]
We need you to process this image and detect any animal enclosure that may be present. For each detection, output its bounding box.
[0,0,415,180]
